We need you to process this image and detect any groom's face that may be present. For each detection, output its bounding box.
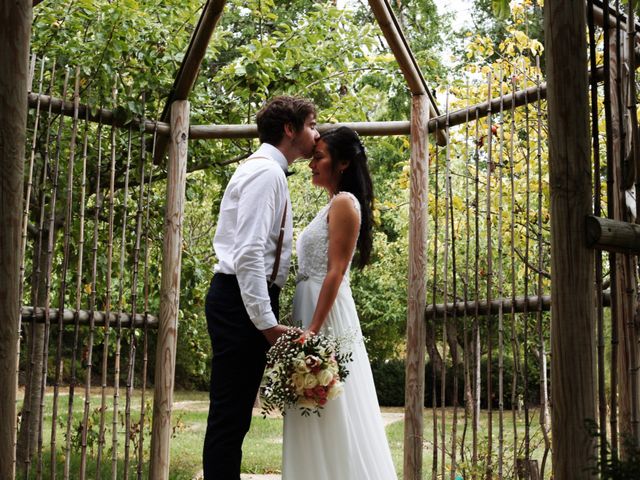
[292,114,319,160]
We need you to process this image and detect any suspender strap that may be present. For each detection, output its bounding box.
[269,202,287,286]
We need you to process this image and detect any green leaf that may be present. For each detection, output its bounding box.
[492,0,511,20]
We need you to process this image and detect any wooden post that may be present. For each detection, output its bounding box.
[0,2,31,479]
[544,1,597,478]
[516,458,541,480]
[404,93,429,480]
[149,100,189,479]
[608,22,640,451]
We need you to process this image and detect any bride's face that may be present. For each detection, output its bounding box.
[309,140,340,193]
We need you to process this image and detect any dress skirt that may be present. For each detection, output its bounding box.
[281,277,398,480]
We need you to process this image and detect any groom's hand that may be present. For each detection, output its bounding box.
[262,324,290,345]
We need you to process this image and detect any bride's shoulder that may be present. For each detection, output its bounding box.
[327,192,361,227]
[332,191,360,211]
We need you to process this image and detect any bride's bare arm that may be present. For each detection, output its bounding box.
[306,195,360,335]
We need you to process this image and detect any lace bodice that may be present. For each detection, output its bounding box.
[296,192,361,283]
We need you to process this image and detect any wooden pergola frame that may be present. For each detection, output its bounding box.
[0,0,624,479]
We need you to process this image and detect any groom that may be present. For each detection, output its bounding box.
[203,96,319,479]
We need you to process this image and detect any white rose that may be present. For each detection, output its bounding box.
[327,381,344,400]
[294,358,309,373]
[303,373,318,389]
[291,373,305,395]
[316,369,334,387]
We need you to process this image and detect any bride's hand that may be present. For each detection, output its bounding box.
[300,329,317,341]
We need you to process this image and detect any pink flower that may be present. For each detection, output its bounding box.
[304,355,321,370]
[313,386,327,399]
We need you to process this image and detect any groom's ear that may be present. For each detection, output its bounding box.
[283,122,296,140]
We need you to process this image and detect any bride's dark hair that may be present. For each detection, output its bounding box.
[320,126,374,269]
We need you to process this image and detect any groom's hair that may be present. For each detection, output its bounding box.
[256,96,316,146]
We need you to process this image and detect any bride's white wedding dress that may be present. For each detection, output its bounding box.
[282,192,398,480]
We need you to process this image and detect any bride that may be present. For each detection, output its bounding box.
[282,126,398,479]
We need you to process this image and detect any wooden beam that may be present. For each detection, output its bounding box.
[20,307,159,328]
[367,0,430,96]
[189,120,413,139]
[30,64,612,141]
[590,0,640,32]
[586,215,640,254]
[162,0,226,110]
[367,0,446,146]
[404,93,429,480]
[154,0,226,163]
[545,0,597,478]
[187,65,608,139]
[0,1,31,479]
[425,292,612,318]
[27,92,171,135]
[149,100,189,480]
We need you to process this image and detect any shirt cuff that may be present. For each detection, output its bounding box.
[252,311,278,331]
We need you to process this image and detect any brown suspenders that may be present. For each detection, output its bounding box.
[269,201,287,287]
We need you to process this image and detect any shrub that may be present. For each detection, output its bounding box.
[371,358,405,406]
[371,355,543,408]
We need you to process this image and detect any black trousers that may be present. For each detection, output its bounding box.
[202,273,280,480]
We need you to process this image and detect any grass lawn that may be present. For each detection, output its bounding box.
[17,389,551,479]
[125,394,552,479]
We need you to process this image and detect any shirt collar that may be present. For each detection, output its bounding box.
[254,143,289,173]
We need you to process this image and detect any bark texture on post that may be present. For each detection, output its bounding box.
[149,100,189,479]
[544,1,597,478]
[404,93,429,480]
[0,2,31,479]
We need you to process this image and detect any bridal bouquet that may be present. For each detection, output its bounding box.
[261,327,352,417]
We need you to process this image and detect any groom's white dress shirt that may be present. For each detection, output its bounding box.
[213,143,293,331]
